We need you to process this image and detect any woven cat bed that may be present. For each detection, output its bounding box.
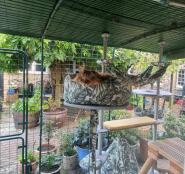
[64,74,130,106]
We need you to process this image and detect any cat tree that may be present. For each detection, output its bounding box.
[64,33,168,173]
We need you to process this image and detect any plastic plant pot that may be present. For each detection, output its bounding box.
[76,146,90,161]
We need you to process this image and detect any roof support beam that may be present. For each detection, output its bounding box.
[62,0,160,29]
[165,47,185,59]
[42,0,64,38]
[121,23,185,46]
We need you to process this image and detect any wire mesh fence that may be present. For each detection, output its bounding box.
[0,50,99,173]
[0,49,170,173]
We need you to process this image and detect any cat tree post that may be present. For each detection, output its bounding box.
[97,33,110,174]
[153,41,165,140]
[97,33,107,156]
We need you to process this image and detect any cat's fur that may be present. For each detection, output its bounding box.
[72,66,112,86]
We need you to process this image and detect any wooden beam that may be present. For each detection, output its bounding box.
[139,158,156,174]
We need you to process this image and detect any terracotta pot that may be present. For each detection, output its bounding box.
[35,143,57,155]
[30,161,38,173]
[127,104,133,110]
[63,153,78,170]
[12,111,39,129]
[18,161,38,174]
[40,164,62,174]
[43,108,67,128]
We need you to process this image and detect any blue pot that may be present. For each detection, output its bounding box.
[76,146,90,161]
[7,89,15,95]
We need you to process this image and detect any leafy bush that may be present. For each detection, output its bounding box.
[110,128,139,145]
[104,109,132,121]
[73,119,90,148]
[11,87,41,113]
[41,153,62,171]
[129,94,143,108]
[164,112,185,140]
[59,132,76,156]
[164,112,179,137]
[43,97,59,112]
[43,121,55,147]
[18,150,38,163]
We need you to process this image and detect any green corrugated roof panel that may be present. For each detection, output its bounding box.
[1,0,185,59]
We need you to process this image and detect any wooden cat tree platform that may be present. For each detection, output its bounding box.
[104,116,156,131]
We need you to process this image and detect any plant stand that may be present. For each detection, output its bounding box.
[64,102,126,174]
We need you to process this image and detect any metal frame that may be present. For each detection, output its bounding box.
[121,23,185,46]
[42,0,64,38]
[38,39,44,173]
[0,137,25,174]
[62,0,158,29]
[0,48,29,173]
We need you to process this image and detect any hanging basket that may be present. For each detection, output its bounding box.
[64,74,130,106]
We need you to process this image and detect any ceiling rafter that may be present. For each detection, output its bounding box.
[61,0,162,29]
[42,0,64,38]
[121,22,185,46]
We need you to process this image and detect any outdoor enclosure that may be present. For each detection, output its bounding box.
[0,0,185,174]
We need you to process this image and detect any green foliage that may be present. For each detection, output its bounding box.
[164,111,185,140]
[0,33,184,75]
[111,128,139,145]
[104,109,132,121]
[0,34,39,72]
[0,34,102,72]
[11,87,41,113]
[18,150,38,163]
[41,153,62,171]
[59,132,76,156]
[43,97,59,111]
[129,94,143,108]
[73,119,90,148]
[166,59,185,74]
[43,121,55,146]
[164,112,179,137]
[110,49,141,72]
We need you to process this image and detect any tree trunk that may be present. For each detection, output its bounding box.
[50,60,64,108]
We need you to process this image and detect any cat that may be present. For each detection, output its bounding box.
[72,66,113,86]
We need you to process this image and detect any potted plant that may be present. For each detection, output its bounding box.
[11,87,41,129]
[40,153,62,174]
[60,132,78,170]
[18,150,38,174]
[36,121,57,154]
[43,97,67,128]
[73,119,90,161]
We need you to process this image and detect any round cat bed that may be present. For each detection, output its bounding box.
[64,74,130,106]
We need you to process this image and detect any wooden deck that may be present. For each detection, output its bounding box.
[140,137,185,174]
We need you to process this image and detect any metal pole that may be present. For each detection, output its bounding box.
[39,38,44,173]
[98,110,103,155]
[153,41,165,140]
[169,73,174,109]
[25,51,29,173]
[97,33,110,174]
